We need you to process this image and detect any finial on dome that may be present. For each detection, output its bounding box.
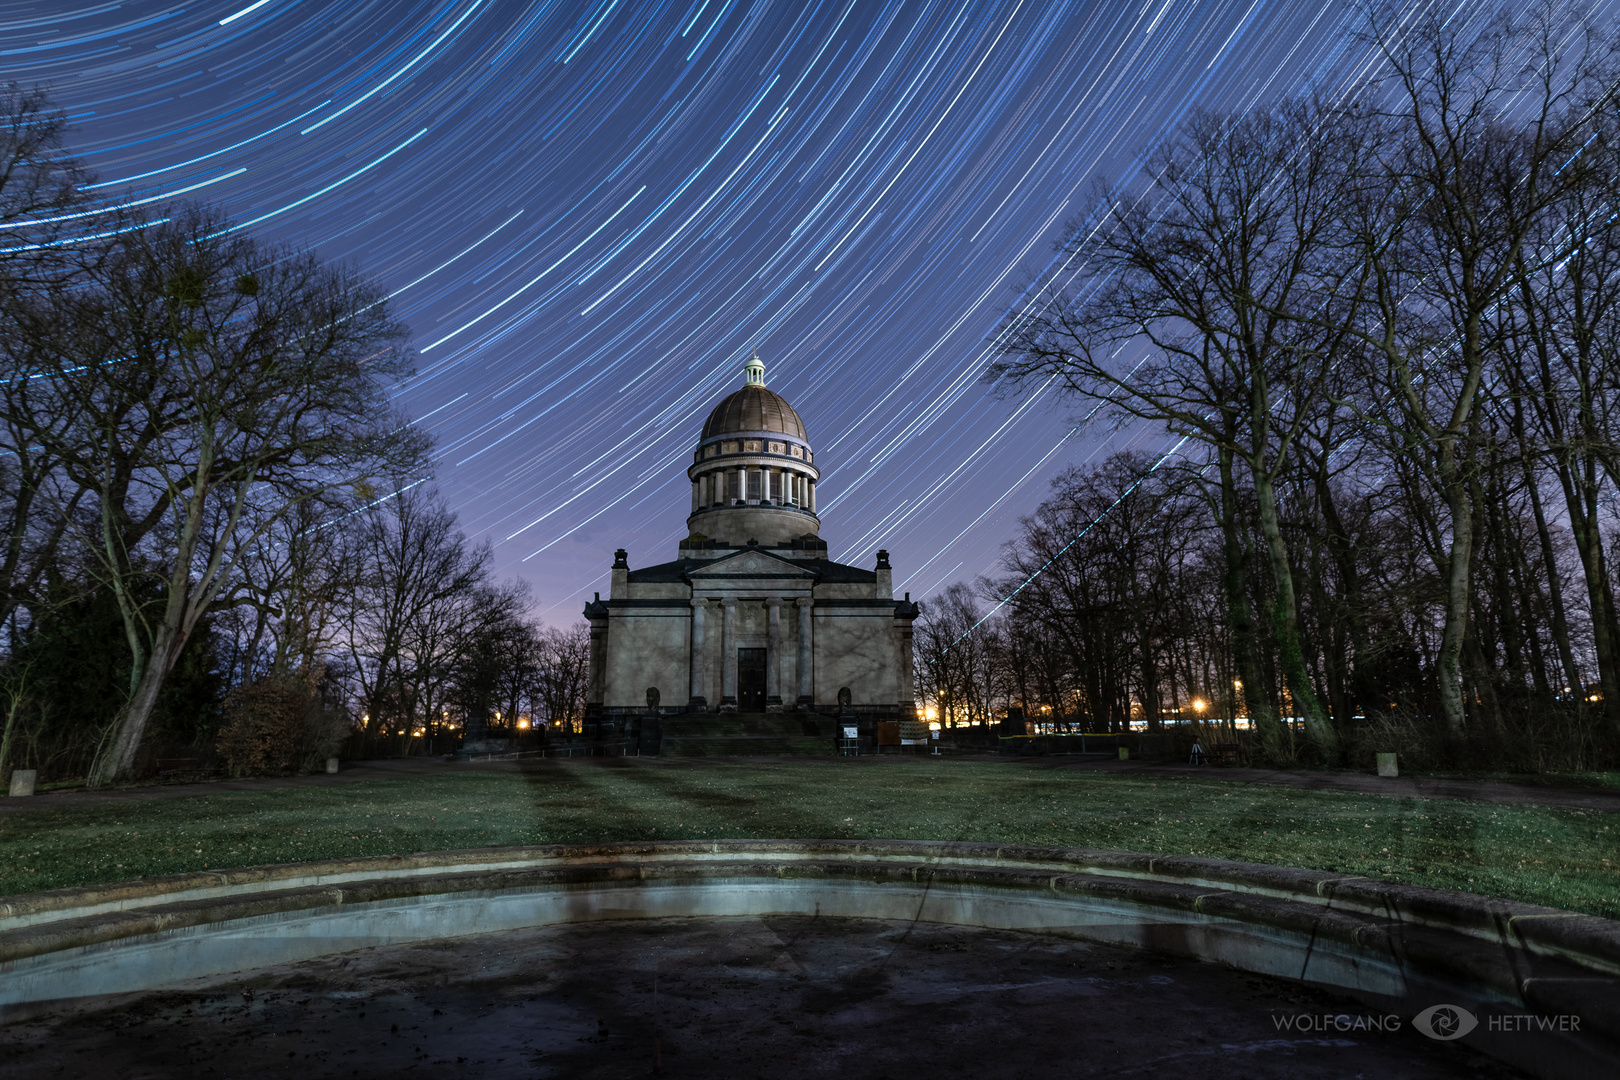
[744,352,765,387]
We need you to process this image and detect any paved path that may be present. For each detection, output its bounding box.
[1016,756,1620,813]
[5,753,1619,815]
[0,758,456,814]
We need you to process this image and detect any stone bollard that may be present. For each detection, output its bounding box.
[9,769,37,797]
[1118,746,1130,761]
[325,757,339,775]
[1376,752,1398,778]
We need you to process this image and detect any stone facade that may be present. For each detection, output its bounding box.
[585,357,918,718]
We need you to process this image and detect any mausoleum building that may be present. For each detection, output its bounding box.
[584,355,918,718]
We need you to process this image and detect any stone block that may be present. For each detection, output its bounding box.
[325,758,339,775]
[1376,752,1397,777]
[8,770,36,797]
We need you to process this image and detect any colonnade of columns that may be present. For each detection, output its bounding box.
[688,595,813,712]
[691,468,815,512]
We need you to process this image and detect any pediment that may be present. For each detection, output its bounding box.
[687,548,817,579]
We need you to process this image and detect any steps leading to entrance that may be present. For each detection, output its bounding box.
[656,712,836,756]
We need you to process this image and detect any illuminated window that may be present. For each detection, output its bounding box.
[746,469,762,501]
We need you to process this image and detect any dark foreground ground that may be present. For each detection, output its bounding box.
[1,916,1522,1080]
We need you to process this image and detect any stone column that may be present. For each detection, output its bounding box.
[585,604,608,720]
[795,597,813,708]
[720,597,738,711]
[689,598,708,711]
[898,617,916,718]
[765,597,783,710]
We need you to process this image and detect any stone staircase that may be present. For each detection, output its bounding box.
[656,712,837,757]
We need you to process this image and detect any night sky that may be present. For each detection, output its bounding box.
[16,0,1603,623]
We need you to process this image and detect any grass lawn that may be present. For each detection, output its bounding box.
[4,759,1616,917]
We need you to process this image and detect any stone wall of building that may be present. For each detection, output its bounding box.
[604,604,690,709]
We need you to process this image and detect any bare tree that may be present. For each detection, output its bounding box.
[1501,98,1620,735]
[343,485,495,753]
[1328,3,1616,735]
[531,623,590,733]
[13,207,424,782]
[0,84,96,636]
[992,102,1372,753]
[214,496,364,691]
[914,583,994,728]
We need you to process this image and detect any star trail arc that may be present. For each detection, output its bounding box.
[23,0,1597,621]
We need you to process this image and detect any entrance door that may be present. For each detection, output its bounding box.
[737,648,767,711]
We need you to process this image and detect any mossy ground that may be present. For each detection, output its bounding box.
[4,758,1616,917]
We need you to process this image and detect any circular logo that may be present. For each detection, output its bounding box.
[1412,1004,1479,1041]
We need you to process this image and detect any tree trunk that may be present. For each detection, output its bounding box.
[1217,448,1280,749]
[94,620,187,785]
[1435,475,1473,737]
[1523,453,1582,701]
[1252,469,1334,754]
[1562,476,1620,734]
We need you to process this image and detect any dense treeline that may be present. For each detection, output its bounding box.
[931,7,1620,768]
[0,85,586,784]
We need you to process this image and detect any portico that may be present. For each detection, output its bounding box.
[584,356,917,721]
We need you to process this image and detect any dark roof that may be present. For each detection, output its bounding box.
[626,558,701,583]
[624,553,876,585]
[814,560,877,583]
[701,385,809,441]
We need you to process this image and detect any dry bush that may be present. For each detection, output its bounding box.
[1345,707,1618,774]
[296,698,351,774]
[216,669,349,777]
[1345,709,1447,772]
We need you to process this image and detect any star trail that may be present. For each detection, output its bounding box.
[17,0,1611,621]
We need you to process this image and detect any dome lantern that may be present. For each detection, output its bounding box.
[744,352,765,386]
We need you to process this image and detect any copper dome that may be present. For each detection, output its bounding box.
[700,384,808,442]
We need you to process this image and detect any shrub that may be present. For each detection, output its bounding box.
[216,669,348,777]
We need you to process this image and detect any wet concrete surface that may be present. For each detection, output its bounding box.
[1,916,1523,1079]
